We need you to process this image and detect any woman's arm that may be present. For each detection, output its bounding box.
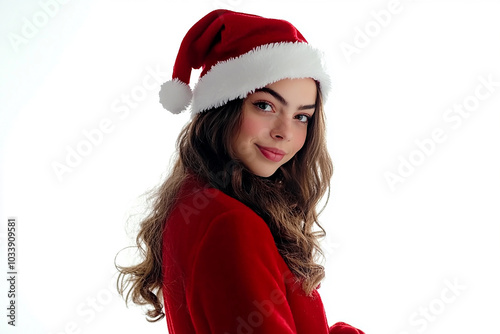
[187,209,298,334]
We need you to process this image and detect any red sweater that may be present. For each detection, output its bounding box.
[162,176,364,334]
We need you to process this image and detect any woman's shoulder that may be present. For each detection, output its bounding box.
[172,175,260,225]
[166,175,272,243]
[164,175,287,271]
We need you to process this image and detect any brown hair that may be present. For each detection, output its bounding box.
[116,82,334,321]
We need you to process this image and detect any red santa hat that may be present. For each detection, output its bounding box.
[159,9,331,115]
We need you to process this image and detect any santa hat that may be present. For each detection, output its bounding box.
[159,9,331,115]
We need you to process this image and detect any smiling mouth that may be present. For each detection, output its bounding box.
[256,145,285,162]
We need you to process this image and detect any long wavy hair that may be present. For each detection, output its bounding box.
[116,82,334,322]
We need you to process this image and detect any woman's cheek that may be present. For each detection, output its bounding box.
[240,113,270,141]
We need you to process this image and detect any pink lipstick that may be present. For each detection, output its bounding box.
[257,145,285,162]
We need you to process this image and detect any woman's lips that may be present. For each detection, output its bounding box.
[256,145,285,162]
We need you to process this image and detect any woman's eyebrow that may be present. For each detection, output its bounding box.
[255,87,316,110]
[255,87,288,105]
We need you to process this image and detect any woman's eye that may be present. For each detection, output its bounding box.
[254,102,273,112]
[296,114,310,123]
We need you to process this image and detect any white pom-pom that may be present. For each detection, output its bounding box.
[159,78,193,114]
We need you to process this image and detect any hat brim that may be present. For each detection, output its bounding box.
[191,42,331,114]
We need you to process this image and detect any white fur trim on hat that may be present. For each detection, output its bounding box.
[191,42,331,114]
[159,78,193,114]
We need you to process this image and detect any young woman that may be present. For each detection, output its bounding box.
[116,9,364,334]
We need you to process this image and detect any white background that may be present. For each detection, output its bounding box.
[1,0,499,333]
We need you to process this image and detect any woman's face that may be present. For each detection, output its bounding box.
[232,78,317,177]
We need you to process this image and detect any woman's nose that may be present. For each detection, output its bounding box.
[270,117,292,141]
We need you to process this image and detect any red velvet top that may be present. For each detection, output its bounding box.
[162,176,364,334]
